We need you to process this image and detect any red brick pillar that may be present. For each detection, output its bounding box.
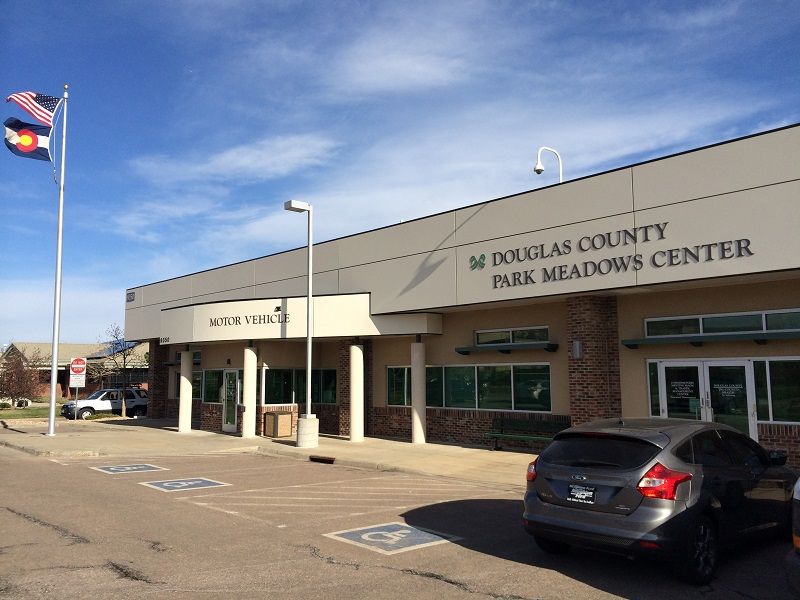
[337,339,373,437]
[147,339,171,419]
[567,296,621,426]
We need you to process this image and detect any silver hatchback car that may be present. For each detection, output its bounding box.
[523,418,796,584]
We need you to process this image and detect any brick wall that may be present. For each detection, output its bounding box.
[369,406,569,449]
[330,339,373,437]
[567,296,621,425]
[201,403,222,431]
[147,339,170,419]
[758,423,800,469]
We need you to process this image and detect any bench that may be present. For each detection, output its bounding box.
[485,416,566,451]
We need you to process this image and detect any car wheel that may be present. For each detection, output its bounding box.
[77,408,94,420]
[676,515,718,584]
[533,535,570,554]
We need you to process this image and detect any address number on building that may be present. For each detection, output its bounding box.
[159,337,170,344]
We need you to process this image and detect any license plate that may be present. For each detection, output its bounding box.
[567,484,596,504]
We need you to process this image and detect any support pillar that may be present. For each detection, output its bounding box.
[411,340,426,444]
[349,344,364,442]
[241,346,257,439]
[178,350,193,433]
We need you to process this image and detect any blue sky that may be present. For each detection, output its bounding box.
[1,1,798,344]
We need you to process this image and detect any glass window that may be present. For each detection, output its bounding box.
[754,361,770,421]
[265,369,293,404]
[477,366,512,410]
[387,367,408,406]
[426,367,443,407]
[646,318,700,336]
[294,369,335,405]
[320,369,336,404]
[648,362,660,417]
[444,366,476,408]
[513,365,551,411]
[691,431,732,468]
[203,370,223,403]
[173,372,202,400]
[766,311,800,331]
[719,430,767,469]
[768,360,800,422]
[540,434,661,470]
[512,328,549,343]
[476,331,510,345]
[702,314,762,333]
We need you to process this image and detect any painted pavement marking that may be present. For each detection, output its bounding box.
[91,464,169,474]
[139,478,231,492]
[324,522,461,555]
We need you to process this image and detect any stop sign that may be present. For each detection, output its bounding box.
[70,357,86,375]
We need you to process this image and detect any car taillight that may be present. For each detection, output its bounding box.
[637,462,692,500]
[526,459,537,482]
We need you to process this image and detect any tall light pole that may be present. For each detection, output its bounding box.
[534,146,563,183]
[284,200,319,448]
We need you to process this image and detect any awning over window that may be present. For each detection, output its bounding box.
[622,330,800,349]
[455,341,558,355]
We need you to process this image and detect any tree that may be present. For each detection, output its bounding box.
[0,348,41,401]
[91,324,140,418]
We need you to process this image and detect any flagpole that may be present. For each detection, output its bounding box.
[46,84,68,437]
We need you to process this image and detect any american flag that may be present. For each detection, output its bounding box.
[6,91,61,127]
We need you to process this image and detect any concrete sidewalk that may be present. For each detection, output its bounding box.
[0,417,533,490]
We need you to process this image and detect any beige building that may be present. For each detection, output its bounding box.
[125,124,800,464]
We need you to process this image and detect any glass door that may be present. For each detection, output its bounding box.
[658,362,705,421]
[656,360,757,440]
[222,369,239,433]
[703,361,756,439]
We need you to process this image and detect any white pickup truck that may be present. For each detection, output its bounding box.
[61,388,149,420]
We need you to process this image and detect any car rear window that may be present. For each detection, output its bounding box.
[539,434,661,470]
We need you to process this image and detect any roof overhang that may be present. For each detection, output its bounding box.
[159,293,442,345]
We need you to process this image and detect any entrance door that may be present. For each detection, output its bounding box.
[222,369,239,433]
[657,361,757,440]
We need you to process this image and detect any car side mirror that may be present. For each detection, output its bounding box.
[768,450,787,466]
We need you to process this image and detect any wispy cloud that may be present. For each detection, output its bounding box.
[131,134,339,186]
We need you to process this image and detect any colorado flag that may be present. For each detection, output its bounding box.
[4,117,52,161]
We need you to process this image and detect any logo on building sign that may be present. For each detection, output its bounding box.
[126,291,136,302]
[469,254,486,270]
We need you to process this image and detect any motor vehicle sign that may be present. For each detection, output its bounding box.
[69,357,86,388]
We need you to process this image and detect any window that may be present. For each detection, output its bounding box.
[702,314,762,334]
[646,318,700,337]
[445,366,475,408]
[265,369,293,404]
[475,326,548,345]
[691,431,732,468]
[388,364,551,411]
[646,308,800,338]
[294,369,337,405]
[719,430,767,469]
[387,367,409,406]
[203,370,223,403]
[766,310,800,331]
[647,362,660,416]
[174,371,202,399]
[477,366,512,410]
[766,360,800,422]
[513,365,551,411]
[539,434,661,470]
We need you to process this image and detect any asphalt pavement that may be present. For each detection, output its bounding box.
[0,416,532,490]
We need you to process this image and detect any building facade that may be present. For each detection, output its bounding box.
[124,124,800,464]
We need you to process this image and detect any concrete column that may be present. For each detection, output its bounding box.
[411,341,426,444]
[241,346,257,439]
[178,350,193,433]
[349,344,364,442]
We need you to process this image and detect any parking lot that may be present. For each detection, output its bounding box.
[0,442,793,600]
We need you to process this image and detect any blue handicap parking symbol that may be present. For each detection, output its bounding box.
[324,522,459,555]
[91,464,168,474]
[139,478,231,492]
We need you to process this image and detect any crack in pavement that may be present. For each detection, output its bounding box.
[4,507,89,544]
[144,540,170,553]
[106,561,159,584]
[302,544,538,599]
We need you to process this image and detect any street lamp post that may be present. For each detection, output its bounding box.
[534,146,563,183]
[284,200,319,448]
